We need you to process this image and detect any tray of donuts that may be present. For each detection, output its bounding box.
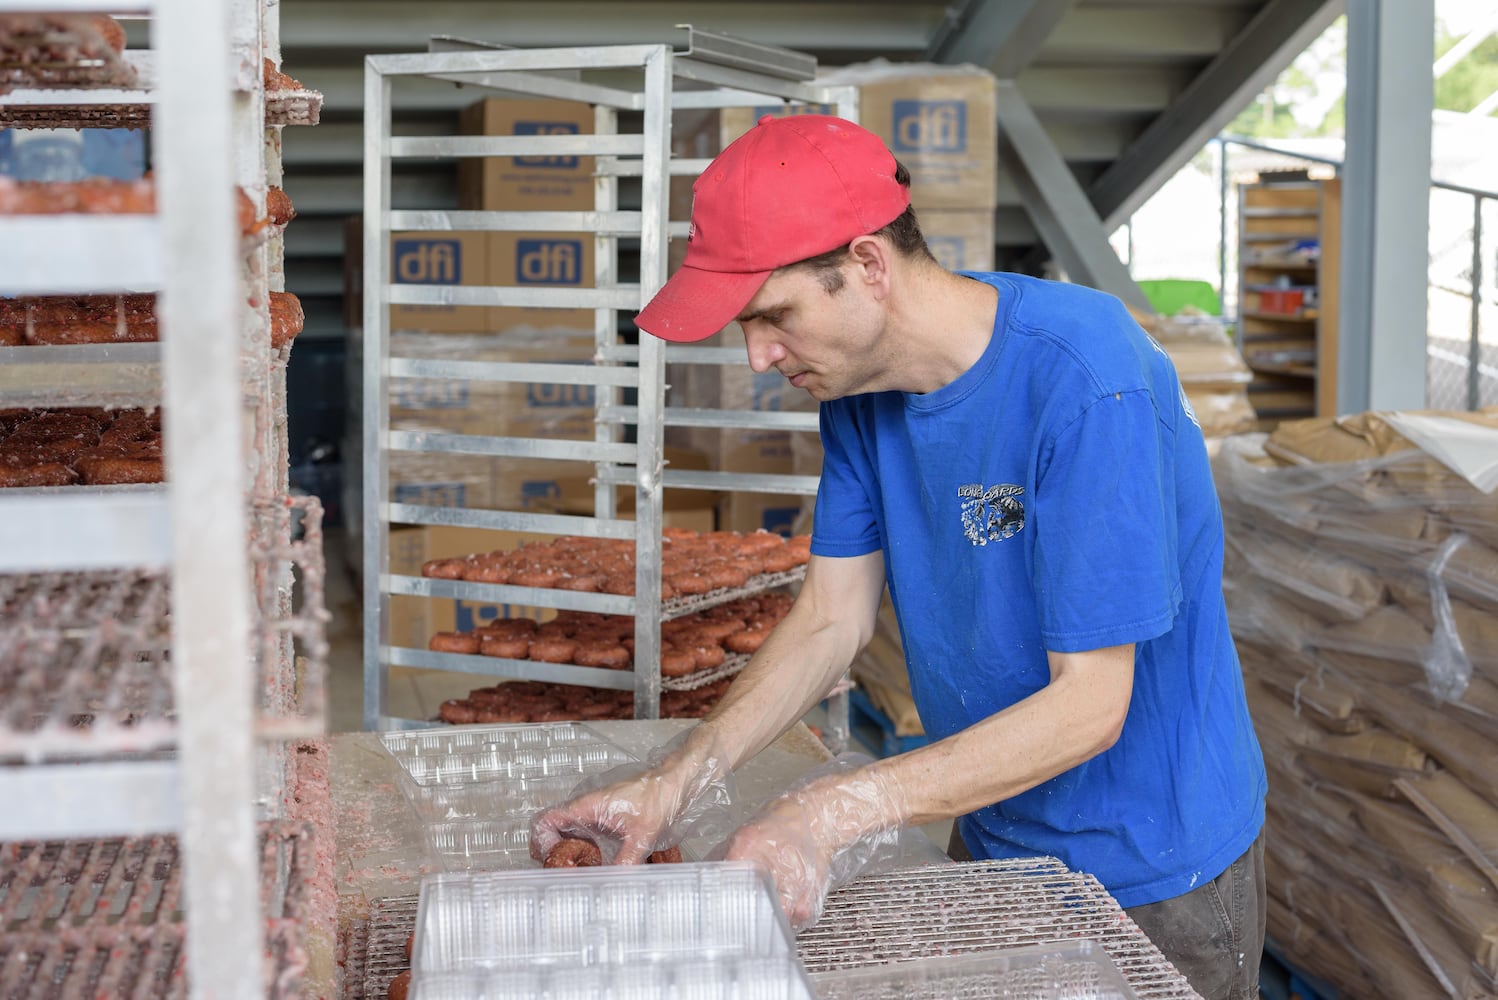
[0,287,301,349]
[0,406,162,487]
[419,527,809,606]
[436,675,735,731]
[426,593,791,687]
[0,12,134,93]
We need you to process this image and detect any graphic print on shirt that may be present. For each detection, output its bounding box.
[958,482,1026,545]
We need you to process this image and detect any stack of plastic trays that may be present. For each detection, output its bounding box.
[380,722,638,870]
[408,861,815,999]
[808,941,1139,999]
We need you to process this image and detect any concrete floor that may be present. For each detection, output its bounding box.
[319,530,954,852]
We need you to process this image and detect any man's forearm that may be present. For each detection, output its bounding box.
[698,602,862,769]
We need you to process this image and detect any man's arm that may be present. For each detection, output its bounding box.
[719,643,1136,927]
[864,643,1135,824]
[701,549,887,769]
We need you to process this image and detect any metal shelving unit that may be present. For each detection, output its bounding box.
[363,30,850,746]
[0,2,327,996]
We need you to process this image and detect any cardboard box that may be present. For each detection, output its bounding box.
[920,208,995,272]
[488,231,595,333]
[388,230,491,334]
[720,65,997,210]
[389,452,496,511]
[458,97,595,212]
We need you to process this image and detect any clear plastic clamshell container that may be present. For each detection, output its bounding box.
[379,722,638,870]
[409,862,815,1000]
[807,941,1139,999]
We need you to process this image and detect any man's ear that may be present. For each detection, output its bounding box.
[846,234,892,295]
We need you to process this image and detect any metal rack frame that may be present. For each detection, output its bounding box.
[0,1,325,995]
[363,30,852,744]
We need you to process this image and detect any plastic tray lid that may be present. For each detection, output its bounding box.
[807,940,1139,999]
[411,862,801,974]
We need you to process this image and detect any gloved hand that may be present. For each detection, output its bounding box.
[529,725,737,865]
[716,753,910,930]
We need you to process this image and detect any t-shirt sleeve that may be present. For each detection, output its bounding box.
[810,402,883,558]
[1032,388,1182,652]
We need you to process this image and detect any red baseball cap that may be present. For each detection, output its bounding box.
[635,114,910,343]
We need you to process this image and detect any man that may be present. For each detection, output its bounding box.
[531,114,1267,1000]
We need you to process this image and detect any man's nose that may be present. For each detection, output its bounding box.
[742,324,782,373]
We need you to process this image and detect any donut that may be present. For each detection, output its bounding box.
[689,643,726,670]
[528,638,578,663]
[463,561,510,584]
[667,573,711,596]
[387,969,412,1000]
[534,709,580,723]
[266,187,296,227]
[511,568,561,589]
[420,558,465,579]
[0,462,77,488]
[725,629,767,654]
[760,549,799,574]
[438,699,478,724]
[87,15,127,53]
[0,325,20,347]
[660,648,697,677]
[428,631,479,655]
[601,575,634,596]
[269,292,303,350]
[405,932,414,961]
[647,846,683,864]
[557,574,604,592]
[576,700,616,718]
[573,642,630,669]
[476,707,529,724]
[544,837,604,868]
[704,564,750,590]
[483,617,538,640]
[74,453,163,485]
[478,635,529,659]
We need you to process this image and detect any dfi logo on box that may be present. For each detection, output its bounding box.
[393,482,467,507]
[516,239,583,285]
[393,239,461,284]
[527,382,596,408]
[454,599,502,633]
[514,121,580,168]
[391,378,469,410]
[891,100,966,154]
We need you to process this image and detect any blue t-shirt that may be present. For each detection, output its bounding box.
[812,271,1266,908]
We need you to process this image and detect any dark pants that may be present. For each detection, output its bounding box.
[948,827,1266,1000]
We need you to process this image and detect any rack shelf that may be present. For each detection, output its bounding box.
[1237,177,1342,425]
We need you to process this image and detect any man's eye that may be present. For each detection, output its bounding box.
[765,312,784,325]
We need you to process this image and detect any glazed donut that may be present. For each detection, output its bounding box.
[0,461,77,487]
[269,292,303,350]
[574,642,630,670]
[689,643,726,670]
[760,549,799,574]
[420,558,465,579]
[660,648,697,677]
[647,846,684,865]
[479,635,529,659]
[575,700,616,719]
[544,837,603,868]
[725,629,767,654]
[528,638,578,663]
[74,452,162,485]
[601,575,634,596]
[476,706,529,724]
[438,699,478,724]
[0,325,20,347]
[266,186,296,227]
[462,561,510,584]
[428,631,479,655]
[534,709,580,723]
[484,617,538,640]
[511,568,562,589]
[387,969,412,1000]
[557,574,604,592]
[667,572,711,596]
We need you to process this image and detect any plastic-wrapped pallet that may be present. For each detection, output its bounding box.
[1211,408,1498,999]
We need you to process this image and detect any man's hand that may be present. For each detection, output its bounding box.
[529,725,735,865]
[720,755,909,930]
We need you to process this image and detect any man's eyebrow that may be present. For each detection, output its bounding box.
[735,301,785,324]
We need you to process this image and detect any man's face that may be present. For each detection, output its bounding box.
[733,263,884,402]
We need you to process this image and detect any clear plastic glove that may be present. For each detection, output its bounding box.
[529,725,737,866]
[715,753,910,930]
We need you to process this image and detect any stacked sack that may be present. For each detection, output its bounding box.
[1213,409,1498,998]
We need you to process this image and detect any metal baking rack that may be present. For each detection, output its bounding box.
[0,0,326,994]
[0,821,316,999]
[364,28,850,746]
[348,858,1199,1000]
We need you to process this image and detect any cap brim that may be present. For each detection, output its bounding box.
[634,264,771,343]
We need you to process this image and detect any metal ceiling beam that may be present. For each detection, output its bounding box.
[926,0,1079,78]
[281,2,943,53]
[1089,0,1344,230]
[991,82,1149,311]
